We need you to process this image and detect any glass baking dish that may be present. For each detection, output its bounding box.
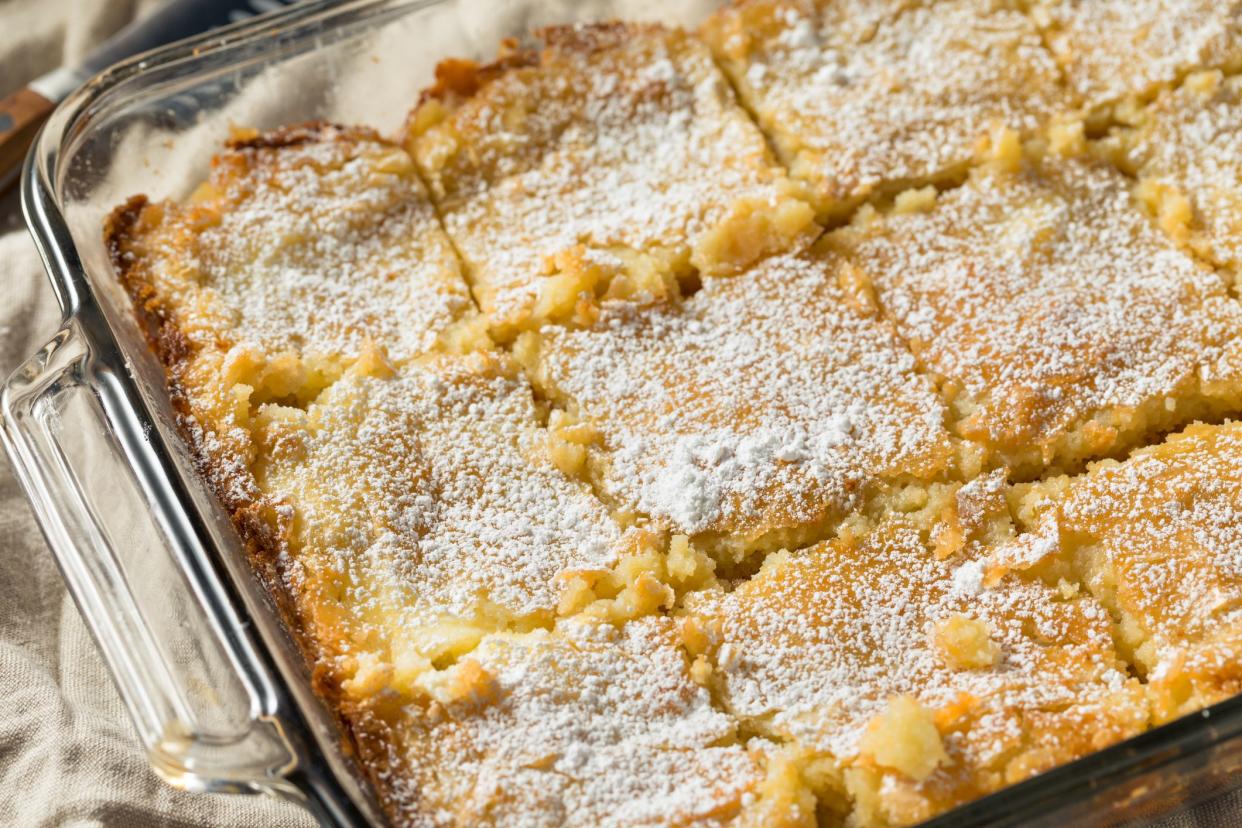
[5,0,1242,825]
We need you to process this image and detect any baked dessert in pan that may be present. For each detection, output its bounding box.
[104,2,1242,826]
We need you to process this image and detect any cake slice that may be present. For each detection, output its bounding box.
[681,491,1146,827]
[516,242,955,568]
[828,138,1242,477]
[1013,421,1242,724]
[108,123,481,395]
[1110,69,1242,276]
[405,23,817,340]
[701,0,1066,220]
[251,350,674,677]
[349,615,814,827]
[1030,0,1242,120]
[104,123,483,572]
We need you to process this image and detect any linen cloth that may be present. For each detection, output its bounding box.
[0,1,1239,826]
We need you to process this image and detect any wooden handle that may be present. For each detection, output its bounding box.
[0,87,56,192]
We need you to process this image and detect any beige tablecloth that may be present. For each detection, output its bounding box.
[0,1,1241,826]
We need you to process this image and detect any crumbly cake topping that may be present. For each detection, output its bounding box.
[1020,422,1242,679]
[187,124,475,365]
[408,24,813,333]
[255,354,632,645]
[702,0,1065,210]
[392,616,765,827]
[830,151,1242,466]
[531,247,952,548]
[1033,0,1242,109]
[1121,71,1242,271]
[684,522,1130,763]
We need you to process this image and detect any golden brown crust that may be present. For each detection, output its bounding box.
[223,120,381,152]
[105,199,290,623]
[535,20,663,53]
[104,175,394,827]
[105,195,192,367]
[416,23,668,108]
[417,49,537,106]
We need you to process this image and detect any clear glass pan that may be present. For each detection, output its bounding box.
[4,0,1242,825]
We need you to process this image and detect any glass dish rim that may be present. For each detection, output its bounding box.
[16,0,1242,824]
[17,1,442,825]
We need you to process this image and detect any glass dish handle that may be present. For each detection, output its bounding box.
[0,321,305,803]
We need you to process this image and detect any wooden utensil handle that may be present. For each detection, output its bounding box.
[0,87,56,192]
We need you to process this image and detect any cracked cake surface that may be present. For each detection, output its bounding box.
[104,8,1242,828]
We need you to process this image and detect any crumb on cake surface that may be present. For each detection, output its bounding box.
[701,0,1067,221]
[405,22,817,340]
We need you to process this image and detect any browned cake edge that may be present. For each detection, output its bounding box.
[409,20,676,120]
[102,122,410,823]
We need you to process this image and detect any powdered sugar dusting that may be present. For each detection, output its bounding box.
[708,0,1065,206]
[258,354,631,641]
[1035,0,1242,109]
[1051,422,1242,679]
[391,616,763,826]
[830,153,1242,462]
[686,521,1133,764]
[990,522,1062,574]
[535,248,953,546]
[415,24,807,329]
[190,125,474,364]
[1124,71,1242,271]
